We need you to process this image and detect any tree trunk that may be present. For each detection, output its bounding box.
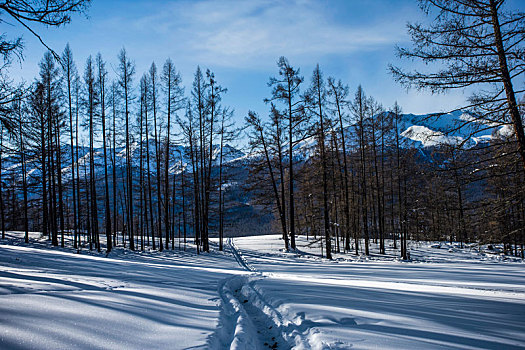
[489,0,525,171]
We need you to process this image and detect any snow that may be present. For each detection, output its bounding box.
[400,125,460,147]
[397,110,507,148]
[0,232,245,349]
[2,232,524,349]
[233,235,525,349]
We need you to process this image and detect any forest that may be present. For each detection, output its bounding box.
[0,0,523,261]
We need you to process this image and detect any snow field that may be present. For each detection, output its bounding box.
[2,231,525,349]
[233,235,525,349]
[0,232,245,349]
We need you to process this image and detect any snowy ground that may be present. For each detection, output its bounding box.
[233,235,525,349]
[0,232,246,349]
[1,232,524,349]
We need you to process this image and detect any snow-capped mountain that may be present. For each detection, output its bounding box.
[2,110,511,181]
[395,110,508,148]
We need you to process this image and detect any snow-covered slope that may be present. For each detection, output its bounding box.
[2,231,524,349]
[233,234,525,349]
[396,110,502,148]
[282,110,507,162]
[0,231,246,349]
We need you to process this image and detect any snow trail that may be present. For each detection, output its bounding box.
[229,238,257,273]
[210,239,310,349]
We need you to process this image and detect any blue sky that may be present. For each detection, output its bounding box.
[4,0,512,129]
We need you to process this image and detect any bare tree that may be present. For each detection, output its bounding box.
[117,48,135,250]
[61,44,79,248]
[162,58,184,250]
[266,57,304,250]
[304,64,332,259]
[96,53,112,252]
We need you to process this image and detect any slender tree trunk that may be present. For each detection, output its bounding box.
[371,114,384,254]
[89,83,100,252]
[0,125,5,239]
[19,115,29,243]
[390,156,396,250]
[83,142,92,250]
[315,70,332,259]
[197,80,206,252]
[171,169,176,250]
[180,152,187,249]
[330,134,340,253]
[124,71,134,251]
[380,114,386,254]
[287,80,296,250]
[165,73,171,251]
[189,131,200,254]
[101,70,112,253]
[262,126,288,250]
[56,115,65,247]
[145,87,154,248]
[49,114,58,246]
[274,112,289,249]
[152,74,160,251]
[358,97,369,255]
[139,97,145,251]
[395,111,405,259]
[489,0,525,171]
[66,66,78,249]
[218,115,225,251]
[332,87,351,253]
[199,89,206,251]
[75,85,82,247]
[112,86,118,246]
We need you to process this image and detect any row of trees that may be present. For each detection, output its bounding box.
[0,0,522,260]
[1,49,522,260]
[246,57,524,260]
[0,45,236,254]
[243,0,525,259]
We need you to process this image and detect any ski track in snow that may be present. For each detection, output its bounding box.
[211,239,311,350]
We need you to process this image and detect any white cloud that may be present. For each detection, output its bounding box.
[129,0,407,68]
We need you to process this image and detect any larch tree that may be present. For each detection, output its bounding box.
[304,64,332,259]
[96,53,112,253]
[191,67,206,252]
[110,81,118,245]
[61,44,79,248]
[149,62,160,251]
[141,73,154,248]
[38,51,62,246]
[84,55,100,251]
[17,98,29,243]
[117,48,135,250]
[352,85,370,256]
[245,110,289,250]
[161,58,184,250]
[217,107,236,251]
[266,57,304,250]
[327,78,354,253]
[203,69,226,253]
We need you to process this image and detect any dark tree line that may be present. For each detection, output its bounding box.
[0,0,523,260]
[241,0,524,259]
[0,44,239,255]
[246,54,523,259]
